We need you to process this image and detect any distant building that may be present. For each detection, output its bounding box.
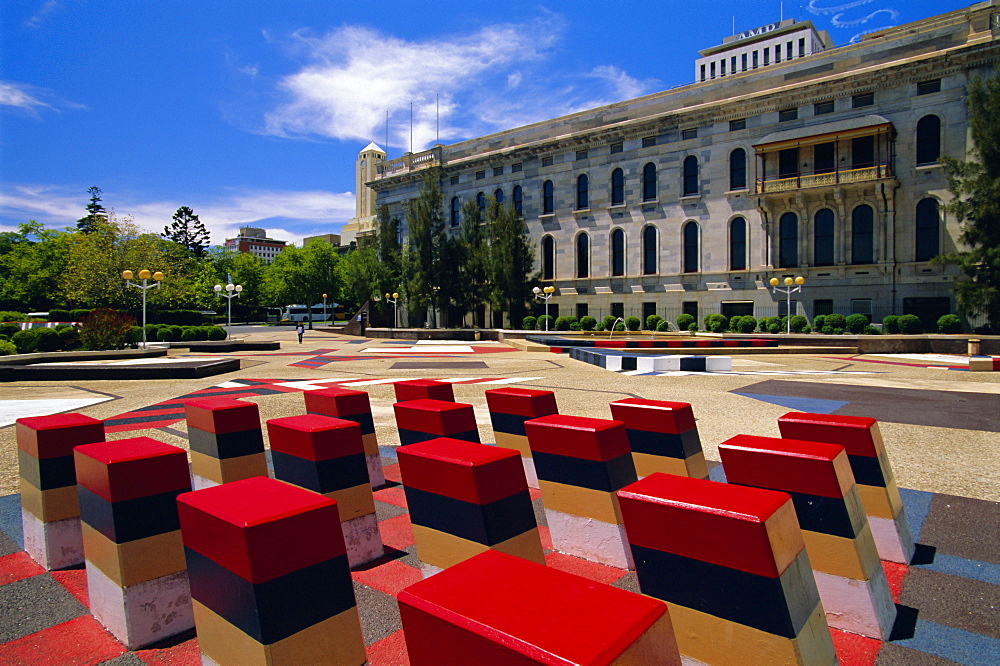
[224,227,287,264]
[303,233,341,246]
[340,142,386,244]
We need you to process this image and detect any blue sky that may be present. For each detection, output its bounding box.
[0,0,970,246]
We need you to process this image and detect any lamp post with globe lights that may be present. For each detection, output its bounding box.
[769,276,805,334]
[384,292,400,330]
[214,282,243,339]
[322,293,328,325]
[122,269,164,348]
[532,285,556,330]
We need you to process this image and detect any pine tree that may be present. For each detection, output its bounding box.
[163,206,210,257]
[76,186,106,234]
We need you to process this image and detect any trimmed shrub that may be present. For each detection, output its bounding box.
[937,314,962,334]
[656,320,671,332]
[555,316,577,331]
[144,323,160,339]
[789,315,808,333]
[79,308,136,350]
[645,315,663,332]
[181,327,199,342]
[882,315,900,334]
[0,334,7,342]
[57,325,80,350]
[676,314,695,331]
[156,328,176,342]
[0,311,26,322]
[735,315,758,334]
[535,315,554,331]
[125,326,144,348]
[704,314,728,333]
[579,316,597,331]
[0,322,20,337]
[812,315,826,331]
[845,314,869,334]
[767,321,781,334]
[34,327,61,352]
[207,325,227,341]
[625,316,641,332]
[70,309,92,322]
[569,321,582,331]
[824,314,847,331]
[521,316,536,330]
[601,315,617,331]
[197,326,212,341]
[863,325,882,335]
[821,325,833,335]
[687,322,698,333]
[802,325,812,334]
[614,321,626,331]
[0,340,16,355]
[898,314,923,334]
[831,328,844,335]
[48,309,71,322]
[12,329,41,353]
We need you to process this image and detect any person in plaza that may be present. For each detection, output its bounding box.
[296,323,304,343]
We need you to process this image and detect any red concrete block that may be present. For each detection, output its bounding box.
[609,399,696,434]
[16,413,105,459]
[393,399,477,435]
[718,435,851,499]
[74,438,191,502]
[183,398,261,435]
[397,438,526,505]
[483,388,557,418]
[394,379,455,403]
[523,414,630,462]
[266,415,364,462]
[304,387,372,418]
[777,413,882,458]
[177,477,346,583]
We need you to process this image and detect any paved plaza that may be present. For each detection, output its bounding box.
[0,328,998,663]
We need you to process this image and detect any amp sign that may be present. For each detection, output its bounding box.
[737,22,779,40]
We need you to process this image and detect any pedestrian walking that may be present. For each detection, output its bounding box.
[296,323,304,344]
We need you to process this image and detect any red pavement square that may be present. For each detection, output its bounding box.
[384,463,403,484]
[538,525,553,551]
[352,559,422,597]
[374,485,408,508]
[1,616,126,664]
[50,569,89,610]
[882,561,907,603]
[367,629,410,665]
[543,552,626,585]
[830,628,880,665]
[379,513,415,550]
[0,552,44,585]
[529,487,542,501]
[134,636,201,664]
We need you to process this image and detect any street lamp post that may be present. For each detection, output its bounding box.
[532,285,556,331]
[214,282,243,340]
[770,276,805,334]
[385,292,399,330]
[322,293,328,325]
[122,269,164,348]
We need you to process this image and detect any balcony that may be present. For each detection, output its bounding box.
[757,162,893,194]
[377,147,442,179]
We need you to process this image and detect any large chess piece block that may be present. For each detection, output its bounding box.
[609,398,709,479]
[617,473,836,665]
[75,437,194,649]
[178,477,366,665]
[397,438,544,577]
[184,397,268,489]
[398,550,681,664]
[720,434,897,639]
[524,414,637,569]
[484,387,558,489]
[778,412,914,564]
[393,398,480,446]
[16,413,104,569]
[394,378,455,402]
[304,387,385,488]
[266,414,383,567]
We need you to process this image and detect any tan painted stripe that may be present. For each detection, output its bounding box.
[538,479,622,524]
[857,483,902,520]
[322,483,375,521]
[494,432,532,457]
[611,611,679,665]
[82,524,186,588]
[490,529,545,565]
[802,523,881,581]
[361,432,379,457]
[632,451,708,480]
[190,450,268,485]
[410,523,544,570]
[19,479,79,523]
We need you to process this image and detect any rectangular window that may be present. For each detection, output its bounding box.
[775,43,781,62]
[493,166,503,177]
[742,53,748,71]
[786,41,793,60]
[576,303,589,320]
[450,175,460,185]
[779,148,799,178]
[917,79,941,95]
[852,135,875,168]
[682,301,699,321]
[729,119,746,131]
[752,51,759,69]
[611,303,625,320]
[814,142,835,174]
[851,299,873,317]
[710,62,716,79]
[798,38,805,57]
[610,142,623,154]
[778,107,798,122]
[852,92,874,108]
[682,128,698,140]
[642,136,656,148]
[542,156,553,167]
[700,64,706,82]
[475,170,486,180]
[763,47,770,66]
[814,100,834,115]
[511,163,522,173]
[731,56,737,73]
[576,149,588,160]
[721,302,754,318]
[720,60,726,76]
[778,299,799,317]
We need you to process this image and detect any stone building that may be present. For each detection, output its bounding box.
[223,227,287,264]
[368,4,1000,327]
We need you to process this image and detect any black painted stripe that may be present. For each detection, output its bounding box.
[270,450,370,494]
[78,486,186,544]
[625,428,702,459]
[730,485,858,539]
[848,453,887,487]
[188,428,265,459]
[531,451,637,492]
[489,412,530,436]
[405,487,536,546]
[18,450,76,490]
[398,428,480,446]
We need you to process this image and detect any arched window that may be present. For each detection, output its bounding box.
[542,180,554,214]
[683,222,699,273]
[541,236,555,280]
[476,192,486,222]
[729,148,747,190]
[610,168,624,206]
[576,233,590,278]
[450,196,460,227]
[851,205,874,264]
[611,229,625,276]
[494,188,504,206]
[915,198,940,261]
[643,225,658,275]
[916,115,941,166]
[729,217,746,270]
[512,185,523,217]
[778,212,798,268]
[642,163,657,201]
[813,208,835,266]
[576,174,589,210]
[683,156,699,196]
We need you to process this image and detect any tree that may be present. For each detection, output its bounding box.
[0,221,71,310]
[486,199,535,328]
[264,240,340,328]
[941,67,1000,331]
[76,186,107,234]
[456,199,490,326]
[404,175,450,324]
[163,206,210,258]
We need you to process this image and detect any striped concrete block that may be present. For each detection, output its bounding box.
[303,387,385,488]
[637,355,733,372]
[524,414,637,569]
[720,434,897,638]
[178,477,365,665]
[778,412,914,564]
[16,413,104,570]
[266,414,383,567]
[393,398,480,446]
[75,437,193,649]
[969,356,1000,371]
[394,379,455,402]
[397,438,544,577]
[609,399,709,480]
[484,387,558,489]
[398,550,680,664]
[183,398,268,490]
[617,473,836,665]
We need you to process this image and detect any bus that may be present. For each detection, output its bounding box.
[279,303,342,323]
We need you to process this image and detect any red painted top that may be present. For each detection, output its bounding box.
[303,387,371,417]
[16,413,104,459]
[394,379,455,403]
[184,398,260,435]
[616,473,799,578]
[393,399,477,434]
[266,414,363,462]
[397,438,526,505]
[609,399,696,434]
[74,437,190,502]
[523,415,630,462]
[398,550,668,665]
[484,388,558,418]
[777,412,882,457]
[718,435,853,499]
[177,476,346,583]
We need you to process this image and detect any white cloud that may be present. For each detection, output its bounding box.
[0,81,55,116]
[24,0,62,29]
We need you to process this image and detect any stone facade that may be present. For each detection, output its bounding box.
[369,4,1000,326]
